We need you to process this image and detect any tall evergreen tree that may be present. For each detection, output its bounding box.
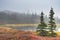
[36,12,48,36]
[48,8,57,37]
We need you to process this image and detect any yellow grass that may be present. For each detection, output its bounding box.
[0,24,60,27]
[56,32,60,36]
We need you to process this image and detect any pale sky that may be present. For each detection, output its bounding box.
[0,0,60,17]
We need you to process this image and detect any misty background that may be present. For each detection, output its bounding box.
[0,0,60,31]
[0,0,60,17]
[0,10,60,24]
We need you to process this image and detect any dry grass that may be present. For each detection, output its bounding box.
[0,27,60,40]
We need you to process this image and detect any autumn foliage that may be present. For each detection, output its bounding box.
[0,27,60,40]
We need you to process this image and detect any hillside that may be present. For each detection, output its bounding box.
[0,10,39,24]
[0,10,60,24]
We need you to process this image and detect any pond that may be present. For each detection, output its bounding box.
[10,26,37,31]
[9,26,60,32]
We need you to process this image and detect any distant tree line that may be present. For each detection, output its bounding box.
[0,11,39,24]
[0,10,60,24]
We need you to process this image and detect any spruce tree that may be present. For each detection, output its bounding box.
[36,12,48,36]
[48,8,57,37]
